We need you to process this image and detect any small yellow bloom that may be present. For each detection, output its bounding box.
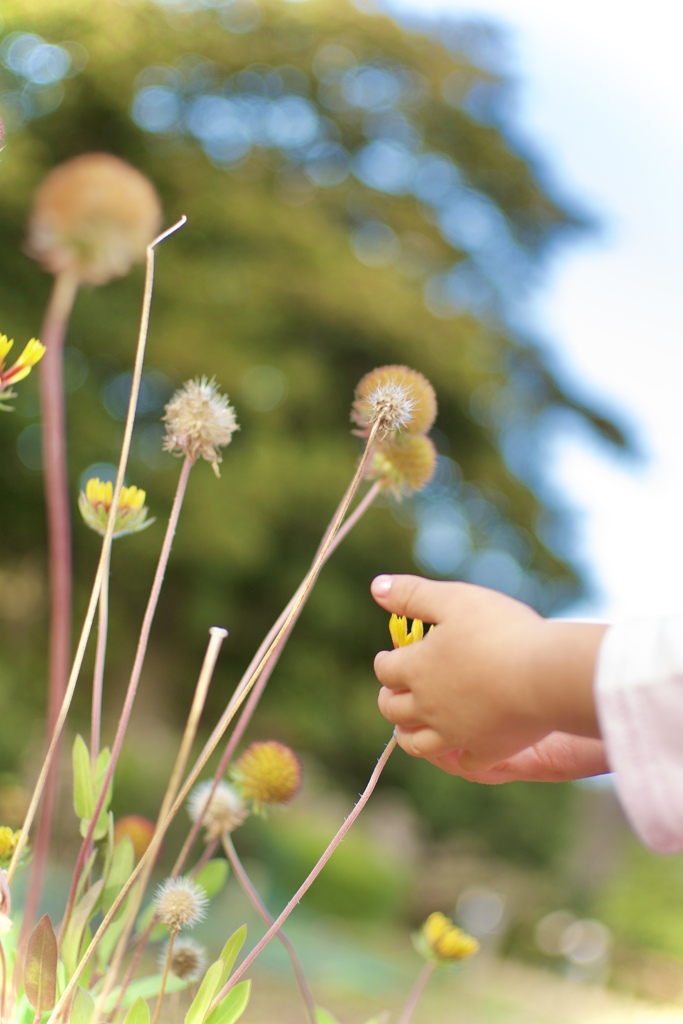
[0,826,22,869]
[0,334,45,410]
[78,477,153,538]
[390,613,429,648]
[419,912,479,964]
[231,741,302,812]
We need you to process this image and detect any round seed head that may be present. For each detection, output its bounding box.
[366,433,437,496]
[187,780,249,840]
[153,876,208,932]
[351,365,437,437]
[161,936,208,982]
[163,376,239,476]
[231,741,302,811]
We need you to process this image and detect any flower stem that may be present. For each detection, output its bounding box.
[222,835,316,1024]
[6,218,186,890]
[151,929,177,1024]
[21,270,79,939]
[90,545,111,769]
[61,456,193,942]
[211,735,397,1007]
[397,962,436,1024]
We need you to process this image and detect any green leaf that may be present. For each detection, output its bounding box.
[194,858,230,900]
[61,879,104,978]
[315,1011,341,1024]
[217,925,247,988]
[72,734,95,821]
[94,746,113,813]
[70,987,96,1024]
[122,996,150,1024]
[74,848,99,907]
[102,835,135,913]
[104,973,187,1013]
[184,960,224,1024]
[204,981,251,1024]
[23,913,58,1012]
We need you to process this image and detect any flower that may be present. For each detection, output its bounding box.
[351,365,437,438]
[0,827,21,870]
[366,433,437,496]
[161,935,208,982]
[163,377,239,477]
[0,335,45,410]
[231,741,302,812]
[153,876,208,932]
[389,613,432,648]
[113,815,156,860]
[417,912,480,965]
[27,152,162,285]
[187,780,249,840]
[78,478,153,538]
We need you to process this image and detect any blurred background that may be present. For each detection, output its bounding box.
[1,0,682,1019]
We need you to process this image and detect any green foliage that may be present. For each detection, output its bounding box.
[123,996,151,1024]
[71,735,113,842]
[195,857,231,900]
[23,913,58,1012]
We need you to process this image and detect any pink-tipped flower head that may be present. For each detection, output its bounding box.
[27,153,162,285]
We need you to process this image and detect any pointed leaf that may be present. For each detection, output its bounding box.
[194,858,230,900]
[74,848,99,906]
[184,960,224,1024]
[61,879,104,978]
[204,981,251,1024]
[70,987,96,1024]
[102,835,135,913]
[72,735,95,820]
[122,996,150,1024]
[315,1011,341,1024]
[217,925,247,988]
[23,913,58,1012]
[94,747,114,812]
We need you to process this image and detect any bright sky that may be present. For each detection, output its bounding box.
[380,0,683,620]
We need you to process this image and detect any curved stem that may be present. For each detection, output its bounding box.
[222,836,316,1024]
[397,962,436,1024]
[212,735,397,1005]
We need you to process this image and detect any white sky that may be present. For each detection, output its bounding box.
[381,0,683,620]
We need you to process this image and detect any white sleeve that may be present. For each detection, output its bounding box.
[595,616,683,853]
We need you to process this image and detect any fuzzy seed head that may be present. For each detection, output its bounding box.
[163,377,239,476]
[153,876,208,932]
[231,741,302,811]
[27,153,162,285]
[366,433,437,496]
[188,780,249,840]
[351,365,437,438]
[161,936,207,982]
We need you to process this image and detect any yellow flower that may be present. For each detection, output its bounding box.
[366,433,437,497]
[390,613,432,648]
[231,741,302,812]
[419,912,480,964]
[0,826,22,869]
[78,477,154,538]
[0,334,45,410]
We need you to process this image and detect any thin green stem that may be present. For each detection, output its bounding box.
[151,929,177,1024]
[91,545,111,769]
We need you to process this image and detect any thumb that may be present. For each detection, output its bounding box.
[370,573,446,624]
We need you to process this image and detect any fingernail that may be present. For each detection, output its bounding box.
[372,575,392,597]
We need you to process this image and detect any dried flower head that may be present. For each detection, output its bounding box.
[78,478,153,538]
[160,935,207,982]
[27,153,162,285]
[351,365,437,438]
[153,876,208,933]
[418,911,480,964]
[366,434,437,496]
[231,741,302,812]
[0,335,45,410]
[188,780,249,840]
[163,377,239,477]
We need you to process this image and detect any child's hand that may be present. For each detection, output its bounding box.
[371,575,606,773]
[427,734,609,784]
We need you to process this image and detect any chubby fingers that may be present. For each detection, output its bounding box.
[377,685,423,728]
[394,726,454,760]
[370,573,447,624]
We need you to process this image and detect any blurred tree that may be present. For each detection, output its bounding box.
[0,0,629,861]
